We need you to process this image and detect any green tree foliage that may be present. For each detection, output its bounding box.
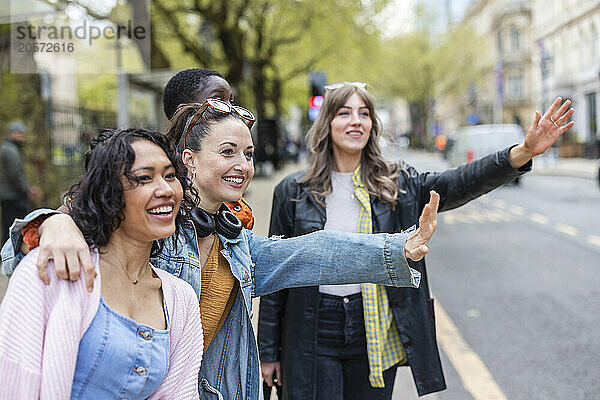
[374,22,487,143]
[152,0,391,117]
[0,24,60,206]
[40,0,390,119]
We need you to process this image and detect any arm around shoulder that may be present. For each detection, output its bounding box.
[0,208,59,277]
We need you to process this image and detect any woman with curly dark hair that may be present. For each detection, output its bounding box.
[0,128,203,399]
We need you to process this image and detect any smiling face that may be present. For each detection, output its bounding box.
[117,140,183,243]
[329,92,373,171]
[194,75,233,104]
[183,118,255,212]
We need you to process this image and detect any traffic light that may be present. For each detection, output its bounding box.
[310,71,326,96]
[308,71,326,121]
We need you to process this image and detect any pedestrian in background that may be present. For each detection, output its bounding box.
[0,121,41,243]
[258,82,574,399]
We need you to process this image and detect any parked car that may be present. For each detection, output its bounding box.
[447,124,525,184]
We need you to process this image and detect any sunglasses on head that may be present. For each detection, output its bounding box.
[183,98,256,148]
[324,81,367,92]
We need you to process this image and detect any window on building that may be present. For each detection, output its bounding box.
[511,27,521,51]
[507,73,523,99]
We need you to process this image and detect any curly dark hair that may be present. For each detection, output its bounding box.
[163,68,225,120]
[64,128,197,256]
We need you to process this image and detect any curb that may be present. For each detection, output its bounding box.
[530,168,596,180]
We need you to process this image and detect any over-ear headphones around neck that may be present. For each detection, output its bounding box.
[190,204,243,239]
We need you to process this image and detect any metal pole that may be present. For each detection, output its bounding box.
[116,34,129,129]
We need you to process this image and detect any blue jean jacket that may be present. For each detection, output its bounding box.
[1,210,420,400]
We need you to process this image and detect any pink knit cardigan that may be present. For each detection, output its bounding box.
[0,248,203,399]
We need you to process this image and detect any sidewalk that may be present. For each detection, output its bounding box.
[530,153,598,179]
[403,146,598,180]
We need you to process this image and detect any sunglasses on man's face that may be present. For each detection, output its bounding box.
[183,98,256,148]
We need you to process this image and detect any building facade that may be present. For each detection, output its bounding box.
[532,0,600,157]
[460,0,535,131]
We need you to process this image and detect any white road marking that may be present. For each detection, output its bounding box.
[481,210,503,222]
[466,210,485,223]
[434,299,508,400]
[530,213,549,225]
[509,205,525,216]
[554,222,579,237]
[444,213,472,225]
[493,199,506,209]
[587,235,600,247]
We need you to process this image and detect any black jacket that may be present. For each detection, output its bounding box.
[258,147,530,398]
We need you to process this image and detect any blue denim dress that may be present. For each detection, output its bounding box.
[70,296,170,399]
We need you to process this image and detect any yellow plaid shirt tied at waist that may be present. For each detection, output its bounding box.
[352,166,420,388]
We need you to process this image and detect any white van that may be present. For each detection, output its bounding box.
[448,124,524,165]
[447,124,525,183]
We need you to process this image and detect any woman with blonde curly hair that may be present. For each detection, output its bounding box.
[258,83,574,399]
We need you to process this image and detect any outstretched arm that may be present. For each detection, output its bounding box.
[509,97,575,168]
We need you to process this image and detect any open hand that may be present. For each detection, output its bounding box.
[524,97,575,156]
[404,191,440,261]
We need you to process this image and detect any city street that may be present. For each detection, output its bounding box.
[2,1,600,399]
[383,148,600,400]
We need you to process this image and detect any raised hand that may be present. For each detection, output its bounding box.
[508,97,575,168]
[404,191,440,262]
[524,97,575,156]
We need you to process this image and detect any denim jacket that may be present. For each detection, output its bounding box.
[1,210,421,400]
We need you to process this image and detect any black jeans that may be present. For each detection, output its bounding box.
[316,293,397,400]
[1,198,29,244]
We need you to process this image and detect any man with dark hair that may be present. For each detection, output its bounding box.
[163,68,233,120]
[163,68,254,229]
[0,122,41,242]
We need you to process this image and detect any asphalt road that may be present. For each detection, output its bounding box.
[386,147,600,400]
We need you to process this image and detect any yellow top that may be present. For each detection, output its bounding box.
[199,235,238,351]
[353,166,406,388]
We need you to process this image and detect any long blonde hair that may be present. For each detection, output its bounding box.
[302,85,400,208]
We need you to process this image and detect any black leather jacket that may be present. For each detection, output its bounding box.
[258,147,530,398]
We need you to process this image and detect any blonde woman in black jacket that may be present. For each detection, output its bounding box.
[258,82,574,399]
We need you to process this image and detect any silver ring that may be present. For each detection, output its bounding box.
[550,116,559,128]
